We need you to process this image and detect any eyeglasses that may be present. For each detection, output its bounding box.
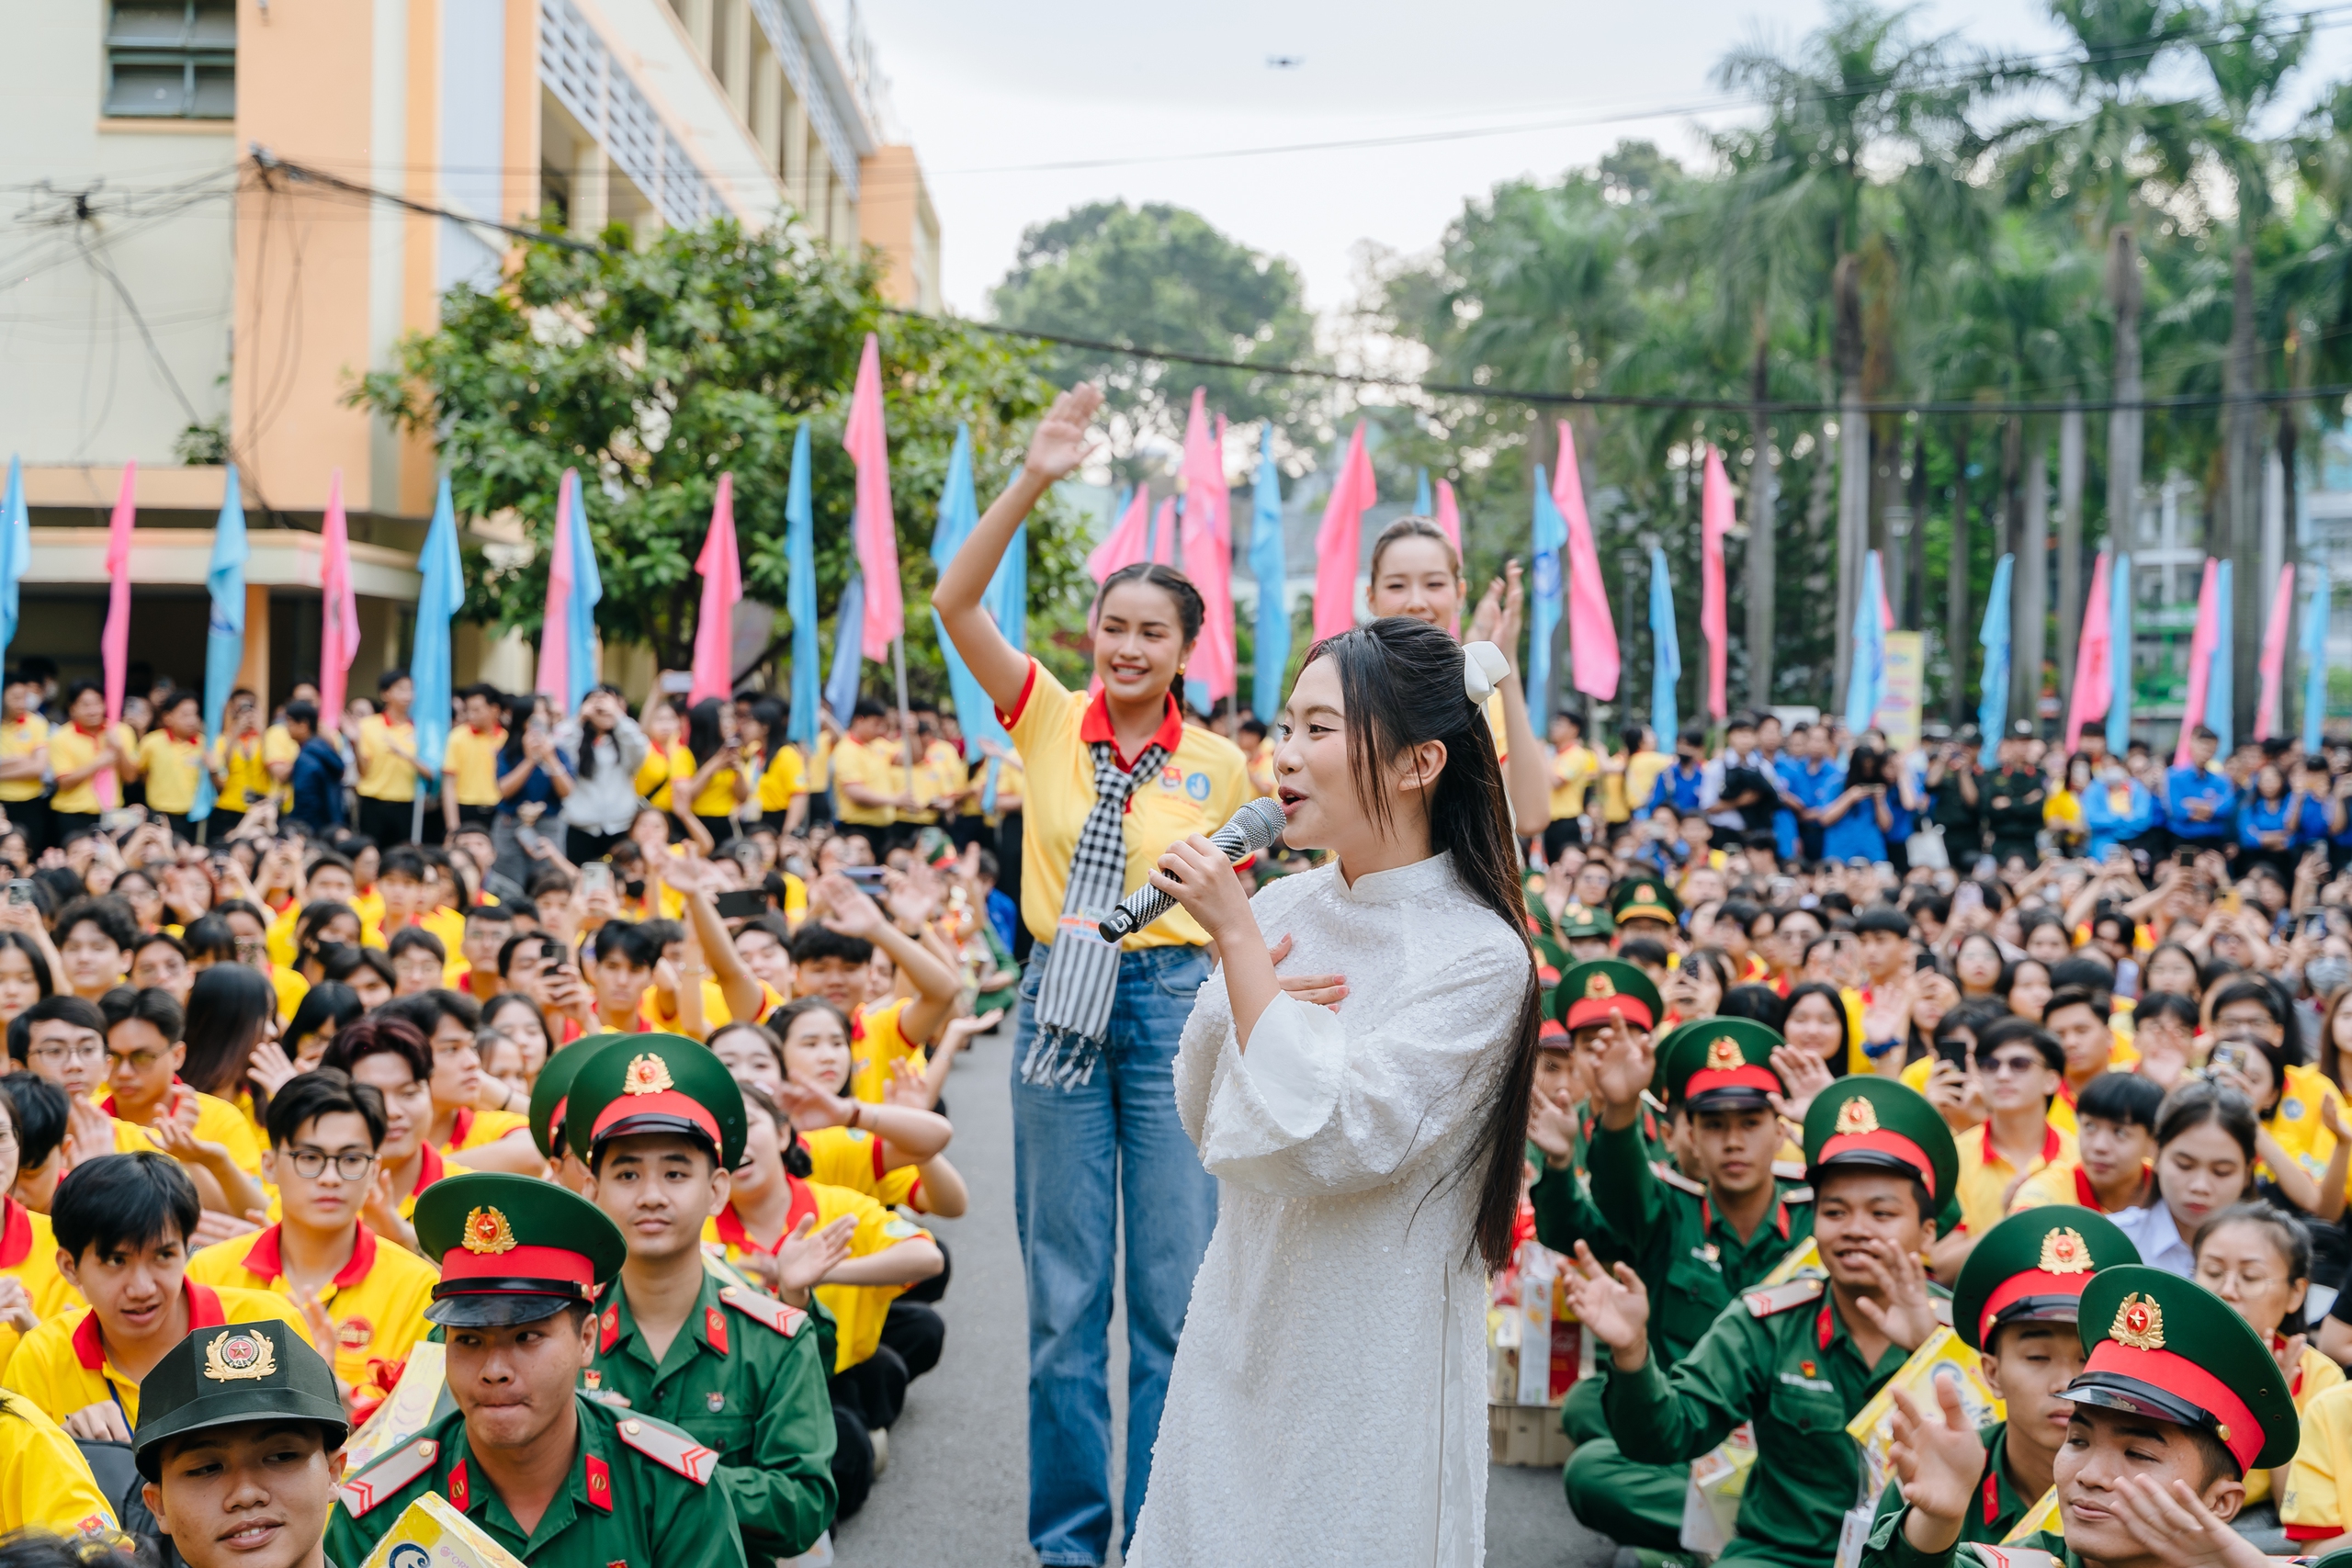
[284,1148,376,1181]
[29,1041,104,1065]
[108,1049,170,1074]
[1980,1055,2047,1077]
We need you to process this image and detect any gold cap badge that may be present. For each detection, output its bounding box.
[462,1205,517,1256]
[1833,1096,1879,1136]
[202,1327,277,1382]
[622,1053,674,1097]
[1637,886,1656,902]
[2040,1226,2092,1275]
[1704,1036,1744,1073]
[2111,1292,2165,1350]
[1584,972,1615,1000]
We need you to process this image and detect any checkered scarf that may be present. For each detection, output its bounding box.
[1019,736,1171,1089]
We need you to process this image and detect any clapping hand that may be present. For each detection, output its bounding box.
[1560,1241,1650,1371]
[0,1276,36,1335]
[1467,559,1525,668]
[2104,1472,2271,1568]
[1588,1012,1653,1116]
[248,1039,300,1099]
[1888,1371,1991,1553]
[1527,1079,1579,1170]
[1768,1043,1835,1126]
[758,1213,857,1303]
[1845,1235,1941,1351]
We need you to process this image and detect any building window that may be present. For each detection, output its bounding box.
[105,1,235,119]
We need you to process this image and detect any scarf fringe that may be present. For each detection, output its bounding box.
[1019,1024,1103,1089]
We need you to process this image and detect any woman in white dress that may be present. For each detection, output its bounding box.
[1126,616,1541,1567]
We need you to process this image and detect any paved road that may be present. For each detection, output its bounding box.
[831,1022,1618,1568]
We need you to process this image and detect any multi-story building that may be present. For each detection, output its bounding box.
[2,0,939,703]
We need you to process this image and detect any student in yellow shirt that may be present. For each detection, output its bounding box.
[0,673,49,855]
[179,962,288,1152]
[1938,1016,2075,1275]
[745,702,810,834]
[680,697,748,845]
[261,679,319,812]
[46,682,136,834]
[96,987,267,1218]
[0,1080,84,1379]
[187,1068,436,1398]
[208,688,274,815]
[355,668,419,848]
[138,690,209,841]
[316,1016,470,1255]
[376,990,538,1174]
[637,698,695,829]
[4,1152,316,1439]
[440,683,509,837]
[1544,711,1600,865]
[829,701,903,857]
[788,876,961,1103]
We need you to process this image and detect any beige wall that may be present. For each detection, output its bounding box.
[857,145,939,310]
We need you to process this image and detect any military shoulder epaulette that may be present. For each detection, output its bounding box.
[1932,1297,1953,1326]
[1780,1185,1815,1203]
[718,1282,808,1337]
[1771,1159,1808,1182]
[615,1415,720,1484]
[1652,1161,1708,1196]
[1743,1277,1826,1317]
[1640,1090,1669,1115]
[335,1436,438,1517]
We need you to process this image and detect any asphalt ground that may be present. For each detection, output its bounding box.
[830,1021,1618,1568]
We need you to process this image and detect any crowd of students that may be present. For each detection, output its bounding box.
[0,667,1029,1561]
[1518,737,2352,1562]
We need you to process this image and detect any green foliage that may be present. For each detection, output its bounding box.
[989,200,1321,470]
[352,220,1090,703]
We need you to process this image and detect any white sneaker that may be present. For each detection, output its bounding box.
[870,1427,889,1475]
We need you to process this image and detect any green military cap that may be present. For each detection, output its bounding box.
[1951,1208,2139,1351]
[1654,1018,1786,1112]
[1559,902,1615,942]
[1801,1077,1959,1213]
[1555,959,1662,1037]
[1611,876,1679,929]
[563,1032,748,1170]
[530,1034,629,1158]
[415,1171,627,1329]
[132,1320,349,1481]
[2066,1264,2300,1476]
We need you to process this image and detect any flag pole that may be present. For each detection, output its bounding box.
[892,634,916,807]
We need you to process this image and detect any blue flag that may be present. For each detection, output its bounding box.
[1648,545,1680,744]
[2108,552,2133,755]
[1977,554,2016,767]
[2303,565,2331,752]
[1250,428,1288,722]
[930,424,1009,761]
[1528,466,1568,730]
[825,572,865,727]
[411,475,463,783]
[989,519,1028,657]
[189,466,250,825]
[560,468,603,714]
[2208,559,2233,757]
[785,423,821,748]
[1846,550,1886,735]
[0,457,26,660]
[1415,467,1432,516]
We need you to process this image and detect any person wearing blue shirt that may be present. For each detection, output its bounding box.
[2163,724,2237,850]
[2237,758,2327,882]
[284,699,347,831]
[1778,723,1844,864]
[1646,727,1709,817]
[2080,758,2158,862]
[1818,744,1890,863]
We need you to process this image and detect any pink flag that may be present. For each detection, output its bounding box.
[1555,422,1619,700]
[1152,498,1177,565]
[318,468,362,738]
[1434,479,1463,556]
[689,473,742,705]
[842,333,901,660]
[1181,389,1236,699]
[96,464,135,809]
[1313,423,1375,638]
[1089,484,1151,583]
[535,469,576,710]
[2064,551,2114,752]
[2173,558,2222,766]
[1700,445,1732,720]
[2254,563,2297,742]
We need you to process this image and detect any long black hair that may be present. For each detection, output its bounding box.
[571,682,624,781]
[1306,616,1536,1273]
[181,962,279,1117]
[684,699,729,778]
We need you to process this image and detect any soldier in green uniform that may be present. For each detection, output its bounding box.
[569,1033,839,1561]
[1982,722,2048,868]
[323,1172,749,1568]
[1866,1207,2140,1548]
[1869,1265,2299,1568]
[528,1032,627,1190]
[1560,901,1614,964]
[1562,1077,1961,1568]
[132,1320,350,1568]
[1611,877,1680,947]
[1558,1015,1825,1556]
[1530,962,1668,1269]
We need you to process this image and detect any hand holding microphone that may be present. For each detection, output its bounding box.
[1106,796,1286,943]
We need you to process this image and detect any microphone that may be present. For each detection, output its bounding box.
[1097,796,1288,942]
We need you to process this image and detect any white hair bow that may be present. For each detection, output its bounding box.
[1464,641,1510,704]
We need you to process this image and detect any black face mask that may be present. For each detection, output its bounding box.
[623,880,646,902]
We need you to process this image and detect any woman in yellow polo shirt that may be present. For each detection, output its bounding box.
[137,690,209,841]
[46,682,135,837]
[681,698,747,845]
[933,384,1250,1563]
[636,699,695,834]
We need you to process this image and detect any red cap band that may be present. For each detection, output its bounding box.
[1818,1129,1937,1197]
[1686,1065,1780,1100]
[2081,1338,2265,1475]
[1566,997,1656,1033]
[590,1089,721,1150]
[1976,1269,2094,1345]
[439,1244,596,1290]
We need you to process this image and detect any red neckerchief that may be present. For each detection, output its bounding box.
[410,1142,446,1200]
[74,1279,224,1370]
[714,1181,820,1255]
[0,1198,31,1269]
[447,1107,474,1148]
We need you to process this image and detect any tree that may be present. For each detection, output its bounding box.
[352,220,1091,699]
[988,200,1320,470]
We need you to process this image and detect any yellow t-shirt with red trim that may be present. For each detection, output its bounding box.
[1000,660,1250,951]
[0,1388,118,1535]
[1951,1121,2076,1239]
[187,1222,436,1392]
[137,730,207,816]
[705,1180,930,1371]
[802,1125,931,1213]
[0,1201,83,1381]
[848,998,923,1105]
[756,747,808,816]
[831,735,897,827]
[443,725,507,807]
[103,1086,265,1177]
[438,1106,531,1158]
[46,723,137,815]
[0,715,47,804]
[2,1280,312,1427]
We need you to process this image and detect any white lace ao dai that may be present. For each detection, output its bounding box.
[1125,853,1529,1567]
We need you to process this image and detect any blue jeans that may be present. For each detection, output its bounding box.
[1012,942,1218,1566]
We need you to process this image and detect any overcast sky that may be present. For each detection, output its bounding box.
[845,0,2352,322]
